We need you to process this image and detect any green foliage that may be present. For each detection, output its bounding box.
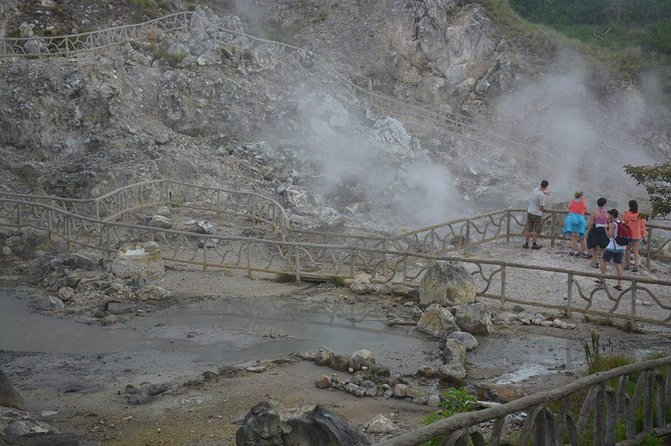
[509,0,671,54]
[583,332,632,375]
[485,0,671,80]
[624,163,671,217]
[422,387,477,446]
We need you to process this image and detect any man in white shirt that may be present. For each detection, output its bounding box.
[523,180,549,250]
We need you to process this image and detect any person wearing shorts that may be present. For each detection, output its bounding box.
[597,209,625,291]
[586,197,609,268]
[523,180,549,250]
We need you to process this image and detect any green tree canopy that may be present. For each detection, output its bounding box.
[624,163,671,217]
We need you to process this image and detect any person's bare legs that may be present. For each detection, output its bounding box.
[632,240,640,270]
[591,247,600,267]
[624,244,632,269]
[580,235,588,254]
[569,233,578,253]
[614,263,623,287]
[599,255,607,283]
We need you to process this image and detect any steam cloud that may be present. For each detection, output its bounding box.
[489,54,665,206]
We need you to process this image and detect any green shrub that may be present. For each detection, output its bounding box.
[422,387,477,446]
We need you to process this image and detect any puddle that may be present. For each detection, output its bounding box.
[0,287,435,374]
[470,334,585,384]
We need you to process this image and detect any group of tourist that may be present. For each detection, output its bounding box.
[522,180,647,291]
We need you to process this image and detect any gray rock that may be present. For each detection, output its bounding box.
[127,388,151,405]
[166,43,190,60]
[416,303,460,338]
[143,215,174,229]
[138,285,171,301]
[32,295,65,311]
[235,401,371,446]
[428,393,441,407]
[449,331,478,350]
[366,414,395,434]
[0,370,25,410]
[350,273,374,295]
[344,383,359,395]
[453,303,493,335]
[417,365,436,378]
[0,407,56,441]
[50,252,98,271]
[58,286,75,302]
[105,301,135,314]
[392,383,408,398]
[198,238,218,249]
[193,221,215,235]
[419,262,476,306]
[351,350,376,370]
[440,338,467,382]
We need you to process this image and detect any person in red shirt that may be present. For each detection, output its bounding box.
[622,200,646,272]
[563,191,589,257]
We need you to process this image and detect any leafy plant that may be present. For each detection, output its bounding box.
[422,387,477,446]
[624,163,671,217]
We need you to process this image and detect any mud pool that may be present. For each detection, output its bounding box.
[1,286,588,383]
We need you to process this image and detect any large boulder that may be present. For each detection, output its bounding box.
[453,303,493,335]
[419,262,476,306]
[0,371,25,410]
[236,401,371,446]
[416,303,460,338]
[111,242,164,282]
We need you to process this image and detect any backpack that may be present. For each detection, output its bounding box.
[615,221,633,246]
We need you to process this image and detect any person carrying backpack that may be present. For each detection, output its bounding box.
[623,200,646,272]
[596,209,630,291]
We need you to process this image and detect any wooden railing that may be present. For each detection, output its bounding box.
[377,356,671,446]
[1,195,670,327]
[0,179,290,240]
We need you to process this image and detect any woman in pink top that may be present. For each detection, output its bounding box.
[563,191,589,257]
[586,197,610,268]
[623,200,646,272]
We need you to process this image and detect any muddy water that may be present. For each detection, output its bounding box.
[471,335,584,384]
[0,287,436,374]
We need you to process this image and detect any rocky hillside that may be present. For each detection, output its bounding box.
[1,0,669,232]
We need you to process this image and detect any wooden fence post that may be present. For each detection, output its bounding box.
[295,246,301,283]
[500,264,506,309]
[550,212,557,248]
[630,281,638,331]
[506,210,511,244]
[566,273,573,318]
[645,226,653,270]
